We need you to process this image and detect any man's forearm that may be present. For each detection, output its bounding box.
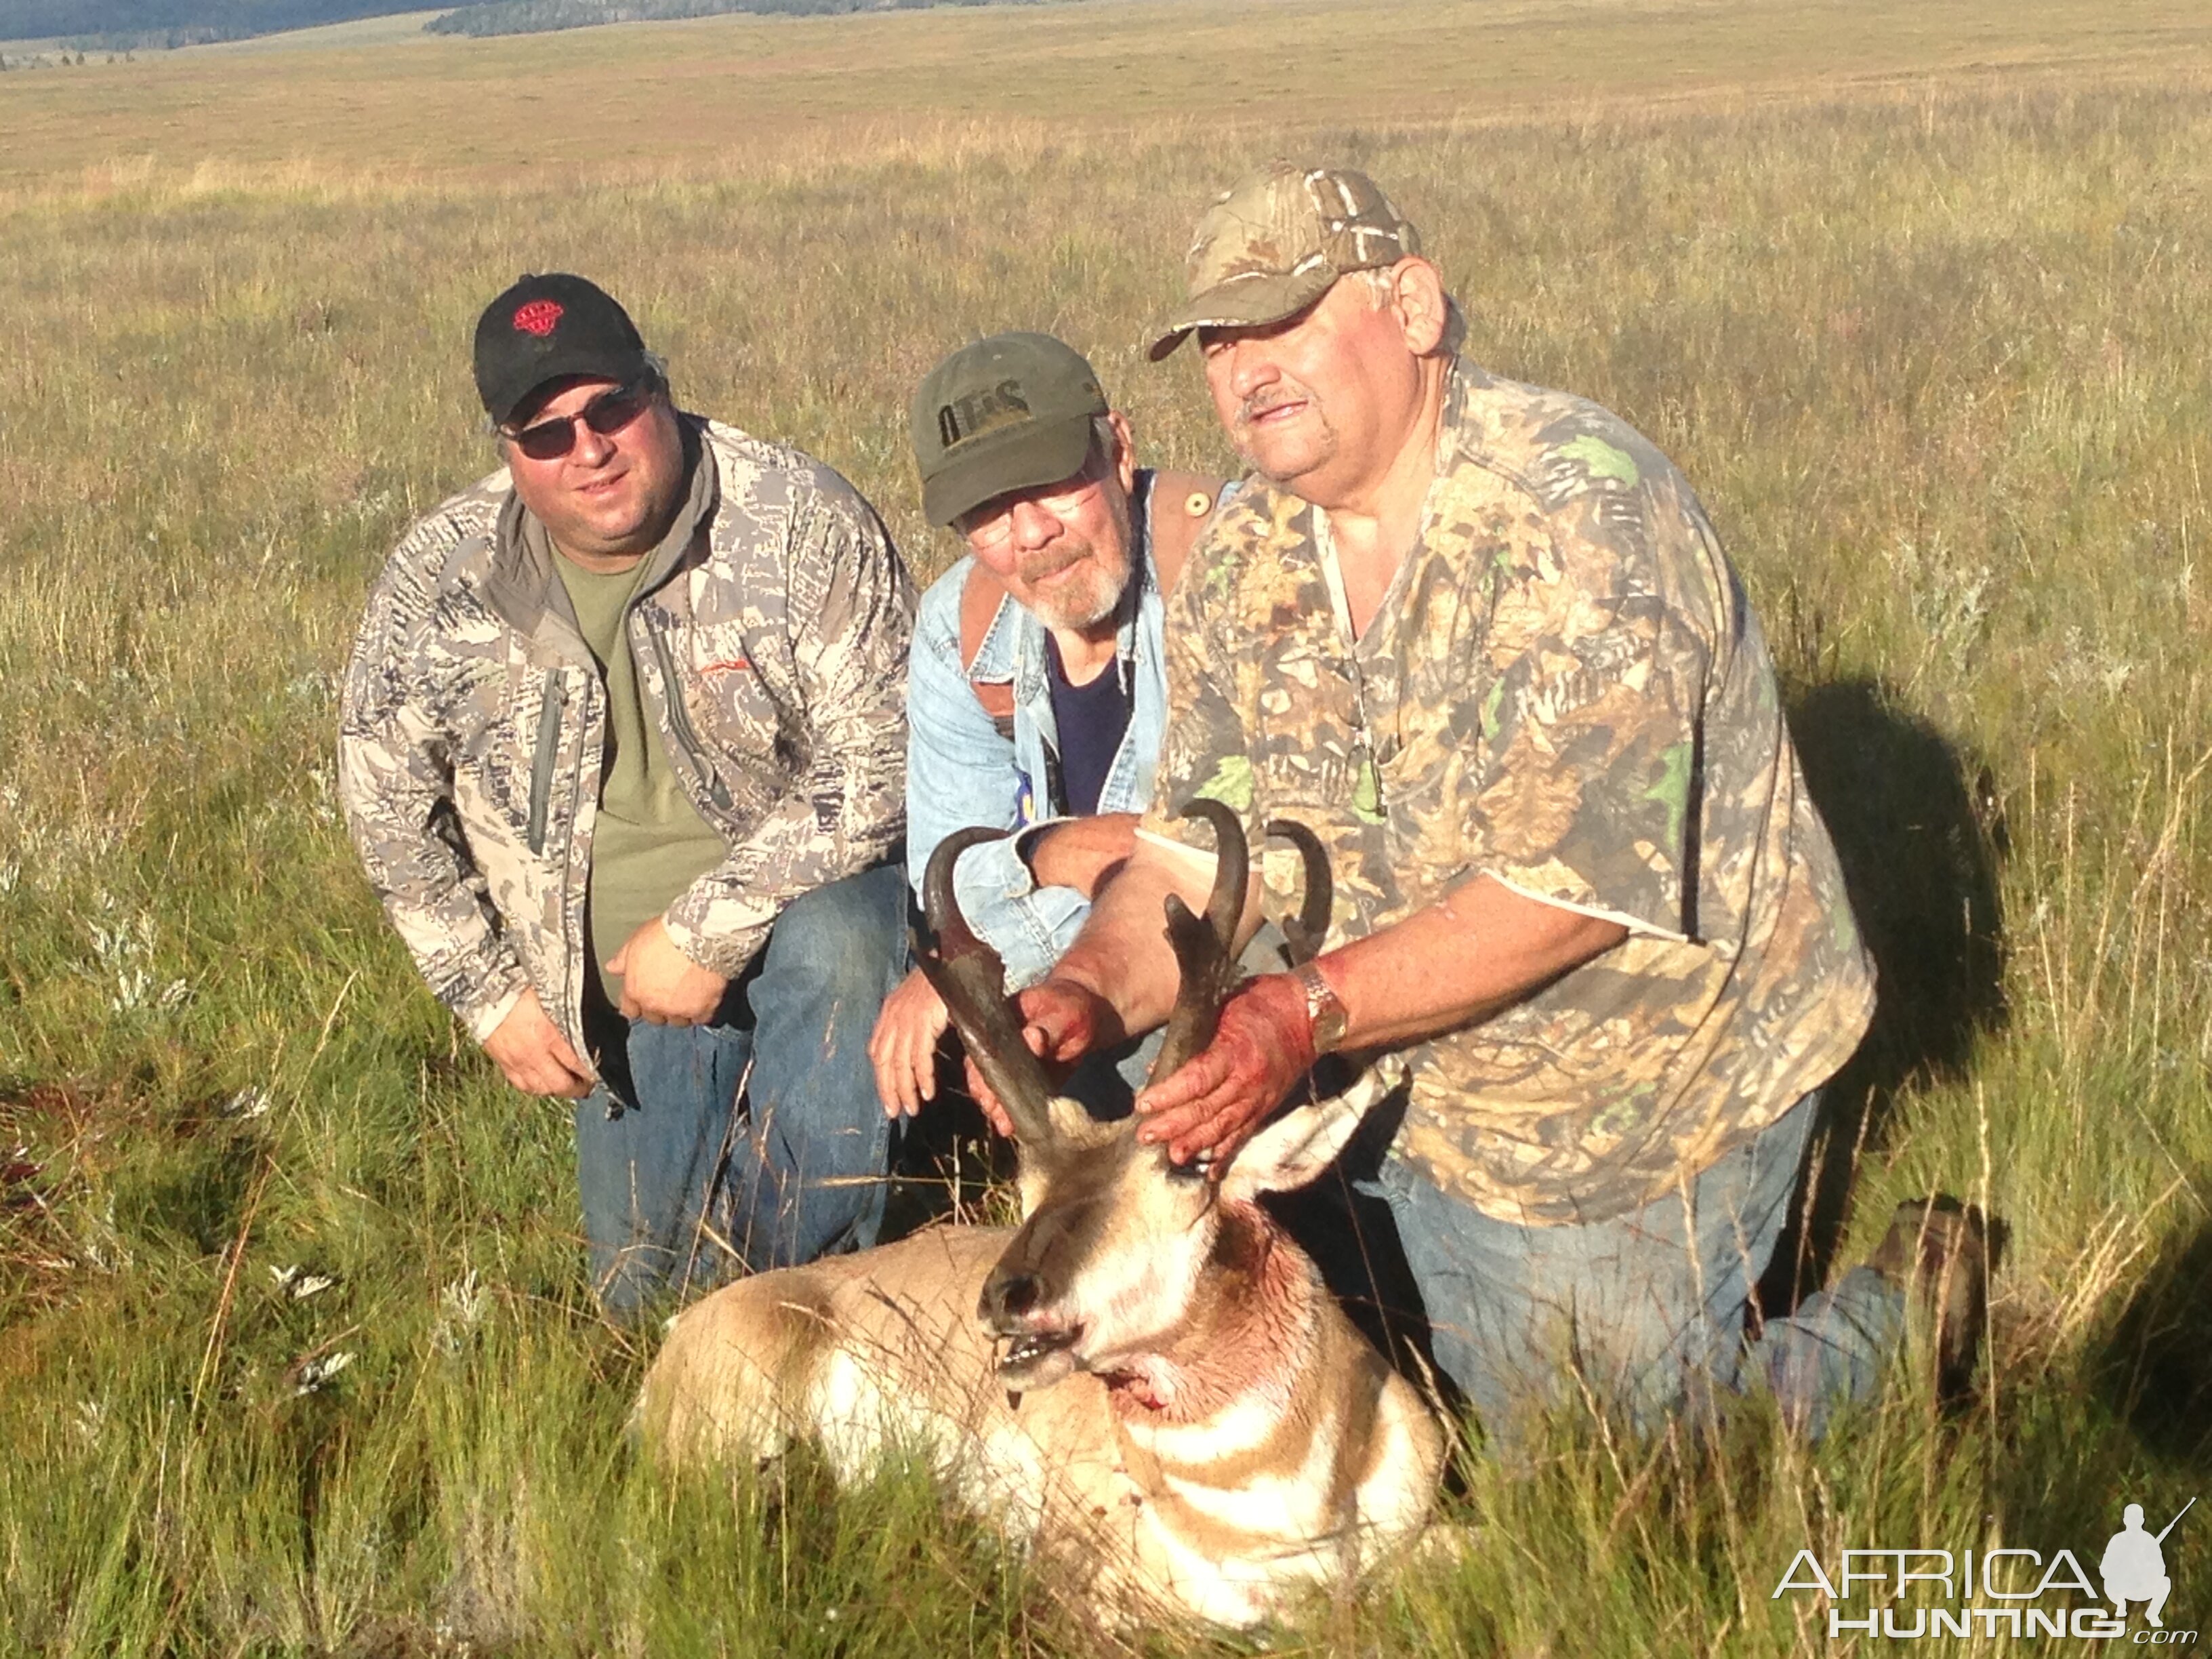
[1311,874,1628,1052]
[1022,812,1139,899]
[664,766,895,975]
[1047,837,1262,1036]
[337,733,528,1044]
[1052,842,1626,1066]
[1126,869,1633,1160]
[1046,854,1183,1034]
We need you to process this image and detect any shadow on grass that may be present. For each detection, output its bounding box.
[1763,676,2009,1308]
[2093,1200,2212,1477]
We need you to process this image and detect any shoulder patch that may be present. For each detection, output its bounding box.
[1558,434,1640,488]
[1193,755,1256,813]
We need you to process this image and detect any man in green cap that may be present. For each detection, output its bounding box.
[869,331,1231,1120]
[970,163,1987,1442]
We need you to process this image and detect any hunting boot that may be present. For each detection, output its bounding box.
[1867,1195,1990,1404]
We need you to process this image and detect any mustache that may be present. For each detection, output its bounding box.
[1015,544,1089,583]
[1235,389,1307,428]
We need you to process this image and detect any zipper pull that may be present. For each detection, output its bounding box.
[640,612,733,813]
[526,668,569,856]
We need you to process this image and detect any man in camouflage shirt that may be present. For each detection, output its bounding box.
[994,167,1984,1439]
[340,274,912,1317]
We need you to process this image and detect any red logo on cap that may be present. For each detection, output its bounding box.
[512,300,563,337]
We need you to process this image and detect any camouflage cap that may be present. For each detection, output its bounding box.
[911,331,1109,527]
[1147,163,1422,361]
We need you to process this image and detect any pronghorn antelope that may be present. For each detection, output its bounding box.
[636,801,1445,1629]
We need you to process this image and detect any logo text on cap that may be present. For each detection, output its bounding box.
[937,380,1032,450]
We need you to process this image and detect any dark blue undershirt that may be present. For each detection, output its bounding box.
[1044,633,1134,818]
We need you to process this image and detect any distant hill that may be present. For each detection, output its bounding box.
[0,0,1069,47]
[0,0,489,47]
[427,0,1076,37]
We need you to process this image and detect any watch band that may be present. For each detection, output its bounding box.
[1293,960,1350,1056]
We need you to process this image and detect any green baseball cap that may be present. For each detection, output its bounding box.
[912,332,1109,527]
[1147,162,1421,361]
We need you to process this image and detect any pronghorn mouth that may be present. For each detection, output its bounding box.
[995,1325,1082,1382]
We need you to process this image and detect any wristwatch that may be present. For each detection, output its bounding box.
[1292,961,1351,1056]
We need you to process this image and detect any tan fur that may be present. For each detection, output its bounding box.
[639,818,1442,1629]
[638,1177,1443,1630]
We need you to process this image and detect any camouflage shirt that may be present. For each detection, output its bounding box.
[1145,360,1875,1225]
[339,415,913,1061]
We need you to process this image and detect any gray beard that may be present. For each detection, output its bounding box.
[1026,491,1134,633]
[1034,573,1124,633]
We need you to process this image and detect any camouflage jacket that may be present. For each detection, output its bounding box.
[339,416,913,1058]
[1146,359,1875,1225]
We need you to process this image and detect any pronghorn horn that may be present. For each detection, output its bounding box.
[1149,798,1250,1088]
[915,826,1059,1146]
[1263,817,1331,967]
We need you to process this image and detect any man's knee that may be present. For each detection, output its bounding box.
[760,865,905,999]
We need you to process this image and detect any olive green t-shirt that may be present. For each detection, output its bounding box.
[544,472,730,1004]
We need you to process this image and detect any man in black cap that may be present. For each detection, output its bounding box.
[340,273,914,1317]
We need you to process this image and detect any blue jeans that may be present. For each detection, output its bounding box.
[571,863,909,1317]
[1303,1091,1903,1445]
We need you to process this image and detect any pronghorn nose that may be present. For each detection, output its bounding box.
[979,1269,1041,1328]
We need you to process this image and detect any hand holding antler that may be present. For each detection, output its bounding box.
[1132,807,1334,1166]
[918,824,1131,1143]
[1134,971,1318,1166]
[959,977,1124,1136]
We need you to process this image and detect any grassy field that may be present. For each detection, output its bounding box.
[3,0,2211,188]
[3,0,2211,1652]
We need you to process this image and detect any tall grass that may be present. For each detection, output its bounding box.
[2,4,2209,1651]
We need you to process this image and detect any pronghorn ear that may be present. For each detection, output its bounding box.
[1217,1067,1398,1202]
[1218,1099,1364,1202]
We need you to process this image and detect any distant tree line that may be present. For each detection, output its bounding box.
[0,45,115,62]
[0,0,1077,49]
[0,0,495,49]
[423,0,1076,37]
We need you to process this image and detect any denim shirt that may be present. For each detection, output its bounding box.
[906,471,1223,989]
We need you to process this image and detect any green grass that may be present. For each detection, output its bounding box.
[3,0,2211,1652]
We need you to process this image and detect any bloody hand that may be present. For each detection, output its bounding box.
[1134,972,1316,1167]
[960,976,1123,1138]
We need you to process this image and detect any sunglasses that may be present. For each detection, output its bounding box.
[502,379,658,462]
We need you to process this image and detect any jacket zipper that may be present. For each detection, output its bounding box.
[526,668,567,855]
[561,681,590,1080]
[642,615,734,813]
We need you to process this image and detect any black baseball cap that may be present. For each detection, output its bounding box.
[472,272,655,428]
[911,332,1110,526]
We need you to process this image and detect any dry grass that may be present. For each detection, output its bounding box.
[2,0,2211,190]
[2,0,2211,1652]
